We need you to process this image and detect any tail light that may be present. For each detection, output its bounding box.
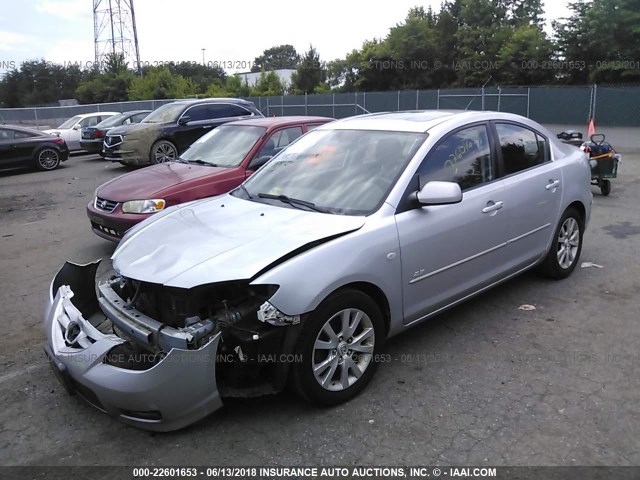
[95,130,105,138]
[53,137,65,145]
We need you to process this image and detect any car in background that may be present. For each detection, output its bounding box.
[80,110,151,155]
[103,99,263,166]
[0,125,69,171]
[44,112,119,151]
[88,116,333,241]
[46,111,592,431]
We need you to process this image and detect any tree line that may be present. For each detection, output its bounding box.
[1,0,638,107]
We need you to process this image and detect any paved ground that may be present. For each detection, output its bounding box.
[1,151,639,467]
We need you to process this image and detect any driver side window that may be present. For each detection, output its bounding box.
[249,126,303,169]
[417,124,494,191]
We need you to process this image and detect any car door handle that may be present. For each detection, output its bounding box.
[546,180,561,190]
[482,201,504,213]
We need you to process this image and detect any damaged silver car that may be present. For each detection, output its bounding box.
[44,111,592,431]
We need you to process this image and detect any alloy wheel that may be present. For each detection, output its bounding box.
[38,149,60,170]
[557,217,580,269]
[312,308,375,392]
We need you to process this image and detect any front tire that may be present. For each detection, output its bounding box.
[538,207,584,279]
[291,289,384,406]
[600,179,611,196]
[149,140,177,164]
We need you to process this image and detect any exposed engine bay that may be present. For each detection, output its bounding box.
[95,274,302,397]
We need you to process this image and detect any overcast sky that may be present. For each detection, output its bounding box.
[0,0,573,75]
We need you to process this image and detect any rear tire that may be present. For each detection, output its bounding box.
[291,289,384,406]
[537,207,584,279]
[34,147,61,171]
[149,140,177,165]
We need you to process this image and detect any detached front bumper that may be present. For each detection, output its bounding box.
[43,261,223,432]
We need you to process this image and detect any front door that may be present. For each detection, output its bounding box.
[395,123,509,324]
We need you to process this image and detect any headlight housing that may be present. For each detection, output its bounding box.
[122,199,166,214]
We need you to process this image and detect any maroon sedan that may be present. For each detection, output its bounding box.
[87,116,333,241]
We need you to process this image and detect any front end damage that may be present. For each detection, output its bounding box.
[44,261,301,431]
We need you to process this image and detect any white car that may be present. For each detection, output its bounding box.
[45,112,119,151]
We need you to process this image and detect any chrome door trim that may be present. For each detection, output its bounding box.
[409,242,507,285]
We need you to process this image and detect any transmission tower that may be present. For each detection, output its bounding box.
[93,0,141,73]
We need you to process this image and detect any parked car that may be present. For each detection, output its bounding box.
[0,125,69,171]
[80,110,151,155]
[44,112,119,151]
[87,116,333,241]
[103,99,263,166]
[44,111,592,431]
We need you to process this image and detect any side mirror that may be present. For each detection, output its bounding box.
[72,124,81,130]
[178,115,191,126]
[249,155,272,170]
[416,181,462,206]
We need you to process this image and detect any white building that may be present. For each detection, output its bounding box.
[236,69,296,88]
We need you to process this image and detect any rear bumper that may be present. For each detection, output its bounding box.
[44,261,223,431]
[79,140,104,154]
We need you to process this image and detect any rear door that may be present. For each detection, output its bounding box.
[395,123,509,323]
[492,122,563,272]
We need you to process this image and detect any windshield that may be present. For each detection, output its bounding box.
[180,125,266,167]
[239,129,427,215]
[95,113,130,128]
[58,115,82,129]
[142,103,185,124]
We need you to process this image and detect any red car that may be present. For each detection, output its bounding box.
[87,116,333,241]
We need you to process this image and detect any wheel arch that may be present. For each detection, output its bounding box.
[567,200,586,224]
[321,281,391,337]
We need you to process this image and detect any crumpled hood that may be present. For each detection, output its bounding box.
[97,163,228,202]
[112,194,365,288]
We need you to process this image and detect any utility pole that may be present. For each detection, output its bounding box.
[202,48,206,66]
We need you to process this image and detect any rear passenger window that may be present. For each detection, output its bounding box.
[14,131,34,139]
[81,117,99,127]
[496,123,547,175]
[418,124,494,191]
[207,104,251,118]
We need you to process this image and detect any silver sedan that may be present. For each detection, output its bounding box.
[44,111,592,431]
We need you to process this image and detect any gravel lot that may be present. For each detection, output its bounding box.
[1,151,639,467]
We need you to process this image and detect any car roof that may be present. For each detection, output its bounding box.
[324,110,487,133]
[0,124,48,135]
[225,116,334,128]
[169,98,255,106]
[71,112,120,118]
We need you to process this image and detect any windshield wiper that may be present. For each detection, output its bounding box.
[187,159,219,167]
[257,193,329,213]
[175,157,189,164]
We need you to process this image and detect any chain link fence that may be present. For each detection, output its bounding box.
[1,85,638,129]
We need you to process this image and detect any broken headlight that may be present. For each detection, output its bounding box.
[257,301,300,326]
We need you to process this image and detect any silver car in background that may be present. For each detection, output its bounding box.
[44,111,592,431]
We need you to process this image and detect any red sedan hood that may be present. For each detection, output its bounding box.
[97,163,230,201]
